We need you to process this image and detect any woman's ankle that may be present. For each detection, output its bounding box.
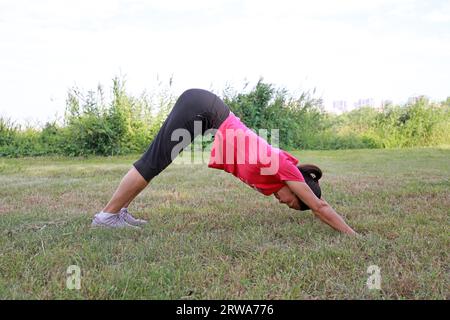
[101,205,121,214]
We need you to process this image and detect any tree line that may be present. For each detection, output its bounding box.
[0,78,448,157]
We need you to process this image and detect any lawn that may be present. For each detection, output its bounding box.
[0,147,448,299]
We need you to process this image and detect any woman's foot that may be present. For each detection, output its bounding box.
[91,211,138,228]
[119,208,148,226]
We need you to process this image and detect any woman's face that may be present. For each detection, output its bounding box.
[274,186,300,210]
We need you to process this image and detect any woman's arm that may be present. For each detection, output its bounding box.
[285,181,357,235]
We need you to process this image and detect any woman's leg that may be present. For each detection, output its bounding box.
[102,166,148,214]
[132,88,226,182]
[93,89,229,227]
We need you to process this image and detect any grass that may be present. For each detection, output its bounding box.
[0,147,448,299]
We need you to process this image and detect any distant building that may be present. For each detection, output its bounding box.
[354,98,375,108]
[407,95,428,105]
[329,98,393,114]
[377,99,393,111]
[381,99,393,107]
[332,100,348,113]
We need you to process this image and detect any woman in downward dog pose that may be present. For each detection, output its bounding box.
[92,89,357,235]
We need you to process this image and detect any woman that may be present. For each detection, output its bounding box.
[92,89,357,235]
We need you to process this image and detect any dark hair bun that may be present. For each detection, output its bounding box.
[298,164,322,181]
[297,164,322,210]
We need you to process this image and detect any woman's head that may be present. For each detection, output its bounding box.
[274,185,301,209]
[273,164,322,211]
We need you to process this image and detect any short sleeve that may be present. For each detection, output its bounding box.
[277,151,305,182]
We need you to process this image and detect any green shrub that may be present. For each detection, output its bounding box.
[60,77,174,156]
[224,79,326,150]
[0,117,18,147]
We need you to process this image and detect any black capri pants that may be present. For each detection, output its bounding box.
[133,89,230,182]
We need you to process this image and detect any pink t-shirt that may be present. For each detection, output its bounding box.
[208,112,304,195]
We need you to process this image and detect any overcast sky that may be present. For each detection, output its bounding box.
[1,0,449,124]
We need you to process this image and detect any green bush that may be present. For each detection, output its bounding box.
[224,79,326,150]
[60,77,174,156]
[370,98,449,148]
[0,118,18,148]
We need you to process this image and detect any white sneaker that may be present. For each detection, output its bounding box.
[91,212,139,229]
[119,208,147,226]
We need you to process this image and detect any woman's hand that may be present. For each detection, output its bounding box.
[285,180,357,235]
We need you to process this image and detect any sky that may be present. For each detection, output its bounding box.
[0,0,449,124]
